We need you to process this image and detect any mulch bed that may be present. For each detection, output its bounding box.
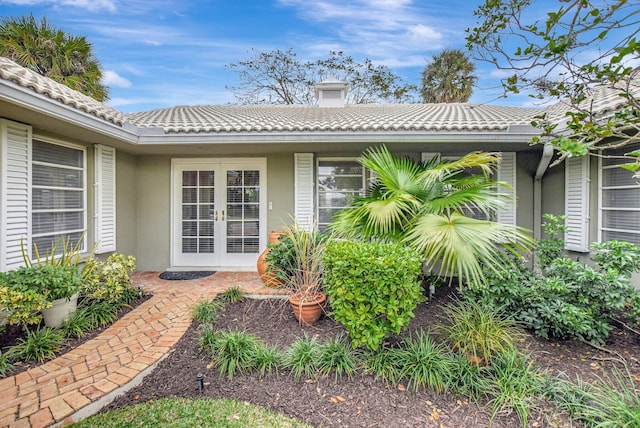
[102,286,640,427]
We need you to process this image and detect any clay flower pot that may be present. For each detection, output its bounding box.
[257,231,283,287]
[288,291,326,326]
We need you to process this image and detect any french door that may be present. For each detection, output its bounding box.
[172,159,266,268]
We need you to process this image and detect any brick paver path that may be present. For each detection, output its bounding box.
[0,271,284,427]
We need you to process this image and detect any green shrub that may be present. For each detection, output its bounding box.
[323,240,423,350]
[316,335,358,381]
[83,301,119,328]
[192,298,224,324]
[395,331,452,393]
[282,334,320,381]
[82,253,137,304]
[362,346,403,386]
[0,351,13,378]
[440,298,522,366]
[547,368,640,427]
[219,286,244,303]
[209,330,260,380]
[0,284,50,326]
[254,342,283,378]
[484,350,545,427]
[60,307,92,338]
[5,263,83,301]
[7,326,64,362]
[465,216,640,344]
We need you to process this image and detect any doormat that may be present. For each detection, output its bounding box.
[158,271,216,281]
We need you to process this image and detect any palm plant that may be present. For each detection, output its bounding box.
[0,14,108,101]
[421,49,477,103]
[330,145,533,286]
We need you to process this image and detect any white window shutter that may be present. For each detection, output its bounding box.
[294,153,314,231]
[565,156,590,252]
[496,152,517,227]
[94,144,116,253]
[0,119,32,271]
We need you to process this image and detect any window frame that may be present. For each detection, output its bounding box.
[31,135,87,255]
[316,157,368,230]
[598,145,640,245]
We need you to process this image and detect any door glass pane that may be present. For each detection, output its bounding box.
[226,169,260,254]
[181,170,215,254]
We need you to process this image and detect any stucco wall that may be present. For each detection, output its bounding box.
[115,151,137,257]
[135,156,172,271]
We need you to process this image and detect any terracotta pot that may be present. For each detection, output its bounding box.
[288,291,326,326]
[257,231,284,287]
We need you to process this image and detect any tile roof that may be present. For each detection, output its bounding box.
[1,55,637,137]
[125,103,544,134]
[0,56,126,126]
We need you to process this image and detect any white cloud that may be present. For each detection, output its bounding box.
[0,0,116,12]
[102,70,132,88]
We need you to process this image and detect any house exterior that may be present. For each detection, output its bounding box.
[0,56,636,273]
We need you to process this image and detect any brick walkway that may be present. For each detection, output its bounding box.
[0,271,284,428]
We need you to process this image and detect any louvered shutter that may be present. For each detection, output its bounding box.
[294,153,314,231]
[497,152,517,227]
[0,120,31,271]
[564,156,590,252]
[94,145,116,253]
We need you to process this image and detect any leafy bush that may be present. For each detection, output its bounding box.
[536,213,568,271]
[465,215,640,344]
[440,298,522,365]
[82,254,136,304]
[323,240,423,350]
[0,284,50,326]
[5,263,83,301]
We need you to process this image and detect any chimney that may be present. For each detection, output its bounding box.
[314,75,348,107]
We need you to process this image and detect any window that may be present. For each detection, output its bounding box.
[31,139,86,255]
[600,144,640,245]
[316,159,368,230]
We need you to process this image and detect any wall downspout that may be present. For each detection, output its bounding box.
[533,143,554,266]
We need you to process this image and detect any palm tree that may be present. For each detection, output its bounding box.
[0,14,108,101]
[421,49,477,103]
[330,146,533,286]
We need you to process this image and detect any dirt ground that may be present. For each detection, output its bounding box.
[101,287,640,427]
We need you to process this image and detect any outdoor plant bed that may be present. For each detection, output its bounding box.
[0,293,152,378]
[100,287,640,428]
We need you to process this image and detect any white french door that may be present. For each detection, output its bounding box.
[172,159,266,268]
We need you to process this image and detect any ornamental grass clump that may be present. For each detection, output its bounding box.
[316,334,359,381]
[6,325,65,362]
[282,333,321,382]
[209,329,260,380]
[395,331,452,393]
[323,240,423,350]
[439,298,523,366]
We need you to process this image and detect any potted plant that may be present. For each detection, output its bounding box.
[268,223,328,325]
[6,264,83,328]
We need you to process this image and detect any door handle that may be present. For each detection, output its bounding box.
[221,210,225,221]
[214,210,218,221]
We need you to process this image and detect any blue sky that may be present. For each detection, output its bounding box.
[1,0,560,112]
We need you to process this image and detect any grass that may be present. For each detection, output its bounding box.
[316,334,358,380]
[282,333,320,382]
[0,351,13,377]
[440,298,523,366]
[192,298,225,324]
[395,331,452,393]
[219,286,245,303]
[210,330,260,380]
[70,397,310,427]
[6,325,65,362]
